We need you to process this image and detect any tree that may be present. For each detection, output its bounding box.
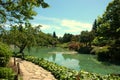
[97,0,120,45]
[0,0,49,58]
[0,23,39,58]
[0,0,49,23]
[80,31,89,46]
[92,19,97,31]
[53,31,57,38]
[95,0,120,62]
[62,33,73,43]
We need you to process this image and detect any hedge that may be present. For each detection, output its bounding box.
[0,42,12,67]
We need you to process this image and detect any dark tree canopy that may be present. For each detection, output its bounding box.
[96,0,120,46]
[92,19,97,31]
[93,0,120,62]
[53,31,57,38]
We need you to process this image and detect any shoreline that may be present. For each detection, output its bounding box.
[48,51,78,54]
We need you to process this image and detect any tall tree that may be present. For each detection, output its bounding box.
[53,31,57,38]
[92,19,97,31]
[95,0,120,62]
[80,31,94,47]
[62,33,73,43]
[96,0,120,46]
[7,23,37,58]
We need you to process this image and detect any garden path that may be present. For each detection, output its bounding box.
[10,58,56,80]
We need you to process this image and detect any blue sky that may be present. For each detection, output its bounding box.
[30,0,112,37]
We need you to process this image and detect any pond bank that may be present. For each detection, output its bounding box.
[48,51,78,54]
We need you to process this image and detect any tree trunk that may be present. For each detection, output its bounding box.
[19,44,26,59]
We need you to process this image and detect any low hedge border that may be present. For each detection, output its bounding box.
[22,55,120,80]
[24,56,78,80]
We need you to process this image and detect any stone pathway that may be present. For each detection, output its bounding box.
[11,58,56,80]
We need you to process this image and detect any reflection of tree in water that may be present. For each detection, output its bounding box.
[52,54,56,61]
[54,53,80,70]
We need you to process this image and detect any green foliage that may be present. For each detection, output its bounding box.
[0,0,49,23]
[23,55,120,80]
[24,56,78,80]
[61,33,73,43]
[78,46,92,54]
[92,19,97,31]
[78,70,120,80]
[93,0,120,62]
[0,67,15,80]
[80,31,94,47]
[92,37,110,46]
[91,46,110,61]
[0,42,12,67]
[53,31,57,38]
[57,43,69,48]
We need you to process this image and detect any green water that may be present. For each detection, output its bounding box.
[24,47,120,75]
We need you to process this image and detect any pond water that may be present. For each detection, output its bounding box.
[24,47,120,75]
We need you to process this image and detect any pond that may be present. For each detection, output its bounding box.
[24,47,120,75]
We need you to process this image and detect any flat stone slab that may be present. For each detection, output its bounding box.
[10,58,56,80]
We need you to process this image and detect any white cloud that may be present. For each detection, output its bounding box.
[37,16,61,23]
[31,16,92,36]
[61,19,92,34]
[54,26,61,30]
[61,19,92,30]
[32,23,51,30]
[40,24,51,30]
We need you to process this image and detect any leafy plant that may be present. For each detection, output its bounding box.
[24,56,78,80]
[0,67,15,80]
[0,42,12,67]
[23,55,120,80]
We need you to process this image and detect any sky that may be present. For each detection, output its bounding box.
[30,0,112,37]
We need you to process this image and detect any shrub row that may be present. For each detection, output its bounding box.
[0,67,15,80]
[23,55,120,80]
[79,70,120,80]
[24,56,78,80]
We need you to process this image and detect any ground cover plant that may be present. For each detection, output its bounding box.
[0,42,12,67]
[23,55,120,80]
[0,67,15,80]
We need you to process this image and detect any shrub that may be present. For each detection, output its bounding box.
[91,46,109,61]
[0,67,15,80]
[0,42,12,67]
[78,70,120,80]
[68,42,80,51]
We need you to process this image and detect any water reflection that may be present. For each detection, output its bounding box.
[45,53,80,70]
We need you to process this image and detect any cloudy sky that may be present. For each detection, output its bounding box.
[30,0,112,37]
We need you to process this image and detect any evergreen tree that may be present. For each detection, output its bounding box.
[95,0,120,62]
[53,31,57,38]
[92,19,97,31]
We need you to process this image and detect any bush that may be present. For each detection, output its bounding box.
[0,42,12,67]
[91,46,109,61]
[78,70,120,80]
[0,67,15,80]
[78,46,92,54]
